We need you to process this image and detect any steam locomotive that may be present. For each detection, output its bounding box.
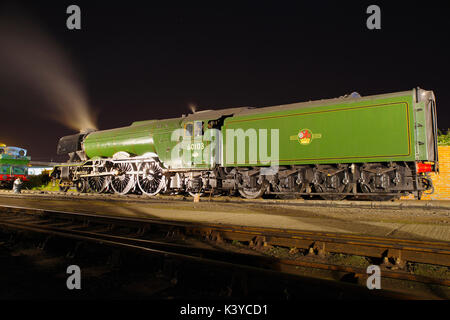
[0,144,29,188]
[52,88,438,200]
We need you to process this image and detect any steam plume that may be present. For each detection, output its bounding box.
[0,12,97,132]
[188,103,197,114]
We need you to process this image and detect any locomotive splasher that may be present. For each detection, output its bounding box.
[52,88,438,200]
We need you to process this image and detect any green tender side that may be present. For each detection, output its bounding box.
[223,93,416,166]
[83,118,182,159]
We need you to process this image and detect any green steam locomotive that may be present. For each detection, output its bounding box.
[53,88,438,200]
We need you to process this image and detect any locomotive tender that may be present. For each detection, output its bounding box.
[54,88,438,200]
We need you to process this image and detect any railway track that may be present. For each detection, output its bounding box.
[0,189,449,211]
[0,204,448,298]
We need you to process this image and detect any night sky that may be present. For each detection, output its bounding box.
[0,1,449,161]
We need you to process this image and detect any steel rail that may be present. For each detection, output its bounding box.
[0,190,448,211]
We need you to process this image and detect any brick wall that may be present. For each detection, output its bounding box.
[402,145,450,200]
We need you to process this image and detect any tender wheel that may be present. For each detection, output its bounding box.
[137,161,166,196]
[315,184,347,201]
[238,187,265,199]
[75,179,87,193]
[314,167,351,200]
[361,184,399,201]
[359,167,401,201]
[110,162,136,195]
[237,172,266,199]
[238,179,266,199]
[276,181,307,200]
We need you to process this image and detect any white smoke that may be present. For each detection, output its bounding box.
[0,11,97,132]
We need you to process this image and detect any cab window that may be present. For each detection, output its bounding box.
[194,121,203,137]
[184,123,193,137]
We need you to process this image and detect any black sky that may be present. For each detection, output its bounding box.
[0,1,449,161]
